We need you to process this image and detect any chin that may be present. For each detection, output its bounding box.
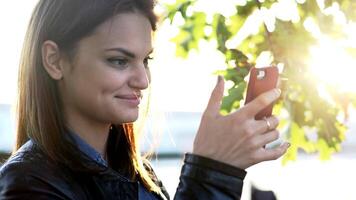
[112,113,139,124]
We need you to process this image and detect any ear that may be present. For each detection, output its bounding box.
[41,40,65,80]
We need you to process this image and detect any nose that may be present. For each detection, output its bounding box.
[128,64,150,90]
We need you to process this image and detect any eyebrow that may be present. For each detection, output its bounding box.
[105,47,154,58]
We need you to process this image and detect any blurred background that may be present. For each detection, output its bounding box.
[1,0,356,199]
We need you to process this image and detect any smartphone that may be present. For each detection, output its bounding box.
[244,66,279,120]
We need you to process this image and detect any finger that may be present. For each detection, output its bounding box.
[254,116,279,134]
[261,142,290,161]
[256,130,280,147]
[243,89,281,118]
[205,76,225,116]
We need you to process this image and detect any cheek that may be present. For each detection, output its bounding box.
[76,63,126,95]
[63,58,128,107]
[97,70,128,95]
[85,78,129,119]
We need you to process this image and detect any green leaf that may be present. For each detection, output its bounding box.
[166,0,356,163]
[221,82,246,112]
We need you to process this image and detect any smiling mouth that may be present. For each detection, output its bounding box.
[114,94,141,100]
[114,94,141,106]
[114,96,138,100]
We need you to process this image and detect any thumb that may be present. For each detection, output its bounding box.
[205,75,225,116]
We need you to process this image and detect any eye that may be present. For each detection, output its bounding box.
[107,57,129,69]
[143,56,154,68]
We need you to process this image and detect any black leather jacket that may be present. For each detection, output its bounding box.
[0,142,246,200]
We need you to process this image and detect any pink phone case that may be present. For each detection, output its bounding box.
[245,66,279,120]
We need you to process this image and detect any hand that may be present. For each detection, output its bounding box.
[193,76,290,169]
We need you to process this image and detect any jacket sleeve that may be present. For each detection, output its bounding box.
[0,163,68,200]
[174,153,247,200]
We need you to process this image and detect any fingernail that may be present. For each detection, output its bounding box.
[269,89,281,100]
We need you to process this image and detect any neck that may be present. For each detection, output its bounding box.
[65,112,111,159]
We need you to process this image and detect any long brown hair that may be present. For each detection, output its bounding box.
[16,0,160,193]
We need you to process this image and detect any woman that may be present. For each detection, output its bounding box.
[0,0,290,199]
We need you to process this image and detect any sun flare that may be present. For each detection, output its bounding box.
[308,39,356,93]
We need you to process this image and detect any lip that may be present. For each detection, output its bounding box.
[115,94,140,99]
[114,94,141,106]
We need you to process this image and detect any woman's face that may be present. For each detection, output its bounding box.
[59,12,152,126]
